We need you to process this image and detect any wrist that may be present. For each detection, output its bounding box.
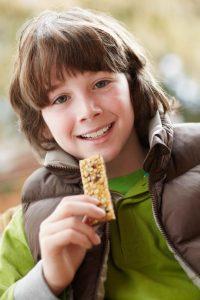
[42,267,71,296]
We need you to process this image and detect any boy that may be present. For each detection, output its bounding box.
[0,7,200,300]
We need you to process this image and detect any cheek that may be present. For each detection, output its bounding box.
[109,89,133,117]
[42,109,72,137]
[54,116,73,137]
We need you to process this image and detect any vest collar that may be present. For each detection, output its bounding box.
[143,111,173,180]
[44,148,79,173]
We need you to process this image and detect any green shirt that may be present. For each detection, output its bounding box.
[104,169,200,300]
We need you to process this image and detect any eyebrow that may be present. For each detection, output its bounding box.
[47,82,64,94]
[47,71,115,94]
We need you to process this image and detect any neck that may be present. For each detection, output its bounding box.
[106,129,148,179]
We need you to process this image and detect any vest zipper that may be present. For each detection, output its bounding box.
[94,222,110,300]
[45,163,80,172]
[93,190,123,300]
[148,176,200,279]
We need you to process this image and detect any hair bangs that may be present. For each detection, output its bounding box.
[24,20,129,109]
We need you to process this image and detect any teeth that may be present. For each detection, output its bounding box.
[81,124,111,139]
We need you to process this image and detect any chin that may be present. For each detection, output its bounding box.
[99,148,121,164]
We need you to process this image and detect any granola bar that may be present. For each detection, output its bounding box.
[79,154,115,225]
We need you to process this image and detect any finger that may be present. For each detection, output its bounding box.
[61,195,100,205]
[46,194,101,222]
[40,217,101,245]
[48,202,106,222]
[41,229,94,254]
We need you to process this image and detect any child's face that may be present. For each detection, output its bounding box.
[42,69,135,162]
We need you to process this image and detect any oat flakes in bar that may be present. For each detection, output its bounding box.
[79,154,115,225]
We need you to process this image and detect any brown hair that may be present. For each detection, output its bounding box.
[9,7,170,156]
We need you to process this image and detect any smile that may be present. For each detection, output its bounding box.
[78,123,113,140]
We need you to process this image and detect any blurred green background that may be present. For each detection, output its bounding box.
[0,0,200,212]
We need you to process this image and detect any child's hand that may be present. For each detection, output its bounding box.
[39,195,105,296]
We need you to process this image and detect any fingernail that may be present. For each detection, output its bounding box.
[94,234,101,244]
[97,207,106,215]
[92,197,101,204]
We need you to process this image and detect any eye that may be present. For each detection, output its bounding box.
[94,80,110,89]
[53,95,70,105]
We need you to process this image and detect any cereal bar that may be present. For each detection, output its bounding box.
[79,154,115,225]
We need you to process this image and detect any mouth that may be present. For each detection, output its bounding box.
[77,122,114,140]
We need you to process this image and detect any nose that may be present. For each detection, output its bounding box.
[78,98,102,122]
